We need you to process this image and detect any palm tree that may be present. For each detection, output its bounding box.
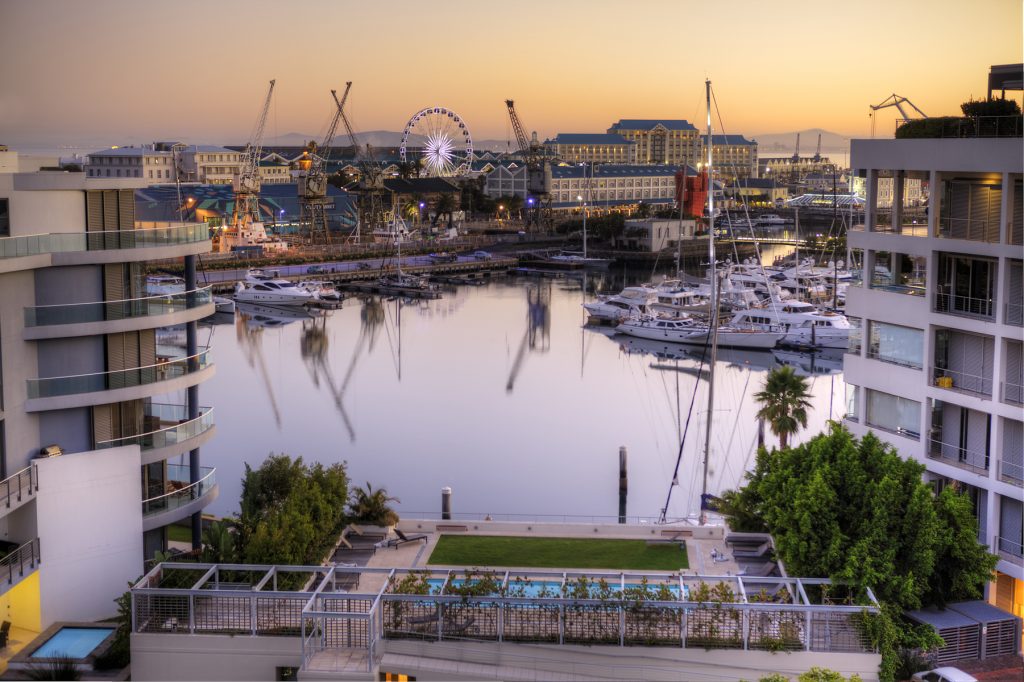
[348,482,400,526]
[201,519,236,563]
[753,366,812,449]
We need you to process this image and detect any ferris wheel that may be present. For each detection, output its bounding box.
[399,107,473,177]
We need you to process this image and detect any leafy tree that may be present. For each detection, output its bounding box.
[753,366,812,449]
[201,519,236,563]
[635,201,651,219]
[961,97,1021,117]
[432,193,457,228]
[722,425,996,681]
[348,482,400,527]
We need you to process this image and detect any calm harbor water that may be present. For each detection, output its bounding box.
[185,270,847,522]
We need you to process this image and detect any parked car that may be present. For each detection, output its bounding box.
[472,250,493,260]
[910,668,978,682]
[307,265,327,274]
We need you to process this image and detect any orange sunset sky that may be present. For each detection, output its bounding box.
[0,0,1020,148]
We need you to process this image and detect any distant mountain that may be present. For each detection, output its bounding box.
[751,128,851,157]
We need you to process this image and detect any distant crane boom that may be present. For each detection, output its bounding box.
[813,133,821,162]
[297,85,351,244]
[334,82,387,242]
[234,80,276,225]
[870,93,927,137]
[504,98,551,227]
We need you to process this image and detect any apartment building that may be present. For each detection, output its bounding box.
[86,144,243,185]
[607,119,702,166]
[543,133,636,164]
[0,170,217,634]
[709,134,758,179]
[844,136,1024,626]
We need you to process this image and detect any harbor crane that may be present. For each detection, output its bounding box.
[505,99,551,229]
[505,283,551,392]
[790,132,801,163]
[869,94,927,137]
[232,80,276,231]
[336,82,389,243]
[297,86,350,245]
[812,133,822,163]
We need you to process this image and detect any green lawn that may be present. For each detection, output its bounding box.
[167,524,192,543]
[427,535,688,571]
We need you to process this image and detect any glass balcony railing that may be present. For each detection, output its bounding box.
[931,366,993,397]
[27,349,212,399]
[142,466,216,517]
[1002,381,1024,406]
[926,438,989,475]
[96,406,214,452]
[997,536,1023,563]
[934,291,995,319]
[24,287,213,327]
[0,223,209,260]
[937,216,1000,243]
[997,459,1024,486]
[1006,302,1023,327]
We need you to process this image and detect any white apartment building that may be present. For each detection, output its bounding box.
[844,136,1024,624]
[0,170,217,637]
[182,145,242,185]
[86,144,243,185]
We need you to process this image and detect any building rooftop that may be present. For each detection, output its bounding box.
[545,133,634,146]
[711,134,756,146]
[88,147,170,158]
[609,119,698,132]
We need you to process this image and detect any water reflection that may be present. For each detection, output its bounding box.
[200,276,847,522]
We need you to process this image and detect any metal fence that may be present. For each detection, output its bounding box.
[1,464,37,509]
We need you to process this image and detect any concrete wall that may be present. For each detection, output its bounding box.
[131,633,303,682]
[38,407,93,455]
[4,182,85,237]
[33,264,102,306]
[378,639,882,682]
[0,268,41,471]
[35,335,105,378]
[34,445,143,626]
[0,570,42,632]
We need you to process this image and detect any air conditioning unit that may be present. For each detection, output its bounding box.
[36,444,63,458]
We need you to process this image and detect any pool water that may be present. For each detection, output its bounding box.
[30,627,115,659]
[425,578,688,600]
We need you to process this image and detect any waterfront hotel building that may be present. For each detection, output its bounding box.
[0,169,217,634]
[844,135,1024,625]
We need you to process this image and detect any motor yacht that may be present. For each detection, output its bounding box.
[616,314,785,349]
[582,286,657,322]
[729,300,851,349]
[298,280,342,302]
[234,277,316,306]
[146,275,234,314]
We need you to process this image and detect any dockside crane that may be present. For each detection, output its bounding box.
[870,94,927,137]
[232,80,276,232]
[812,133,822,163]
[336,82,389,243]
[790,132,801,163]
[505,99,551,229]
[297,86,350,245]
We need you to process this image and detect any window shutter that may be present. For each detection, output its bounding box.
[104,264,125,320]
[949,182,970,238]
[85,191,104,231]
[1012,180,1023,245]
[1004,418,1023,479]
[106,332,126,389]
[92,404,113,445]
[118,189,135,230]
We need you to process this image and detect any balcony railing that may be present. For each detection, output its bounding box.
[996,536,1023,564]
[142,466,216,517]
[997,459,1023,486]
[24,287,213,327]
[1,538,41,587]
[96,406,214,453]
[934,291,995,319]
[2,465,38,509]
[932,366,993,397]
[1002,381,1024,406]
[867,346,923,370]
[0,224,209,260]
[927,438,989,475]
[27,349,211,399]
[937,216,1000,243]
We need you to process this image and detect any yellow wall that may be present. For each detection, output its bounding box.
[0,570,42,632]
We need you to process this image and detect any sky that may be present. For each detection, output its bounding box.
[0,0,1020,150]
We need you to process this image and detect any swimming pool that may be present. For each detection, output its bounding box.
[424,578,688,600]
[30,626,115,659]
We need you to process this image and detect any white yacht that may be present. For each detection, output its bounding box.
[146,275,234,314]
[377,271,432,291]
[754,213,791,227]
[233,277,316,306]
[218,220,289,254]
[582,286,657,322]
[298,280,342,302]
[649,288,705,319]
[730,300,851,349]
[616,315,785,349]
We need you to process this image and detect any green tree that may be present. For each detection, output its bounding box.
[348,482,400,527]
[722,425,996,681]
[753,366,812,449]
[432,193,457,228]
[201,519,236,563]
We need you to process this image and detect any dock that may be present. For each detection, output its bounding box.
[341,282,443,299]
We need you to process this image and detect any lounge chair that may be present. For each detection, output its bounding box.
[0,620,10,649]
[390,528,428,548]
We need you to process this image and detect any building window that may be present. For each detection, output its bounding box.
[868,322,923,369]
[845,385,859,422]
[866,389,920,439]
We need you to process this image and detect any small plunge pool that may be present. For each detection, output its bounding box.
[29,626,115,659]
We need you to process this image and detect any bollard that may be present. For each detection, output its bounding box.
[618,446,628,524]
[441,486,452,521]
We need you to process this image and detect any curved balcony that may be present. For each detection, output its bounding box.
[0,223,211,273]
[97,405,215,465]
[142,466,218,532]
[25,349,214,412]
[24,287,214,340]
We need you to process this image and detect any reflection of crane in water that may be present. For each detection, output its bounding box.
[506,283,551,392]
[300,315,357,442]
[235,309,283,428]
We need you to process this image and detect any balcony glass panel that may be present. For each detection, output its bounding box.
[927,438,989,475]
[1000,418,1023,485]
[1004,341,1023,406]
[27,349,211,399]
[898,172,930,237]
[871,252,926,296]
[866,389,920,439]
[0,224,208,259]
[25,287,213,327]
[868,322,923,369]
[845,384,859,422]
[934,253,996,319]
[96,406,213,452]
[933,330,994,396]
[1006,260,1022,326]
[142,466,216,517]
[997,496,1023,562]
[847,316,862,354]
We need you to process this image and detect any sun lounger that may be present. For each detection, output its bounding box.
[389,528,428,548]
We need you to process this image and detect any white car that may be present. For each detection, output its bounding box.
[472,250,493,260]
[910,667,978,682]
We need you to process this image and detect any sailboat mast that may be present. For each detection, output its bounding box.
[700,78,719,526]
